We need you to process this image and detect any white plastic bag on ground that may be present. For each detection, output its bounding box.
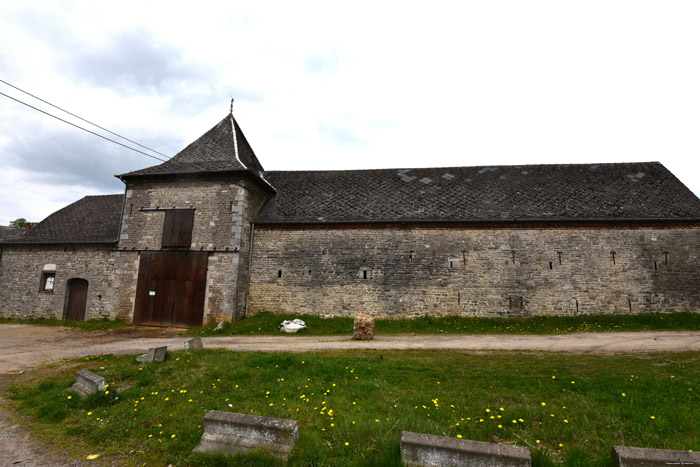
[279,319,307,333]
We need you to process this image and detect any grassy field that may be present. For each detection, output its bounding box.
[0,317,132,331]
[5,349,698,466]
[190,311,700,337]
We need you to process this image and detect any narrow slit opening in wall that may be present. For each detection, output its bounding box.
[449,261,454,269]
[363,270,368,280]
[628,297,632,312]
[277,270,282,278]
[654,261,657,271]
[520,296,523,310]
[511,251,516,264]
[611,251,616,265]
[549,261,553,270]
[663,252,668,265]
[458,292,461,306]
[409,251,415,263]
[575,299,579,313]
[557,251,562,265]
[509,296,512,311]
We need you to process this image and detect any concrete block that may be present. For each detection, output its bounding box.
[612,445,700,466]
[69,370,106,398]
[194,410,298,458]
[184,337,204,350]
[400,431,531,467]
[135,346,167,363]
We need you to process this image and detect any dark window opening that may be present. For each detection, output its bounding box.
[162,209,195,248]
[409,251,415,263]
[277,270,282,278]
[549,261,553,270]
[557,251,562,265]
[40,272,55,292]
[511,251,516,264]
[653,261,658,271]
[363,270,368,279]
[611,251,616,265]
[449,261,454,269]
[664,252,668,265]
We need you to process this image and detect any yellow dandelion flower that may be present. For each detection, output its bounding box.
[536,440,540,444]
[375,419,379,423]
[541,402,546,406]
[105,391,109,395]
[86,454,100,460]
[457,434,462,439]
[87,412,92,416]
[67,396,72,400]
[498,424,502,428]
[171,434,176,438]
[486,409,490,413]
[650,416,656,419]
[622,393,626,397]
[559,443,563,447]
[512,420,517,423]
[563,419,569,423]
[518,418,524,422]
[552,376,556,379]
[499,407,504,411]
[344,442,349,446]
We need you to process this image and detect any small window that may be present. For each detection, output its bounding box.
[41,272,56,292]
[277,270,283,279]
[363,270,368,279]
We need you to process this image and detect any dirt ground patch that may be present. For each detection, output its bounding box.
[1,324,699,375]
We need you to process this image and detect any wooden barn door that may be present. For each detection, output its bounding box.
[133,251,208,327]
[65,278,88,321]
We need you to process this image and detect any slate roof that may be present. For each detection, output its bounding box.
[119,114,265,179]
[255,162,700,223]
[0,226,23,241]
[1,195,124,244]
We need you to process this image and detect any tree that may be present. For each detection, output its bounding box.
[9,218,37,229]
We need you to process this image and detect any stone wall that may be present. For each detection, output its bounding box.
[248,225,700,317]
[0,244,116,320]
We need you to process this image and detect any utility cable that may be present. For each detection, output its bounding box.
[0,78,171,159]
[0,91,169,163]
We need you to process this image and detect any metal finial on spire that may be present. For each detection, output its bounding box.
[230,97,234,114]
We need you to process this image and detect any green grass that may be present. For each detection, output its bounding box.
[5,350,699,466]
[189,311,700,337]
[0,317,132,331]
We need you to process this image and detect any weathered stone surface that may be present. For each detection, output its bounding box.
[248,227,700,318]
[135,346,167,363]
[184,337,204,350]
[69,370,106,398]
[353,313,375,340]
[193,410,298,458]
[612,445,700,466]
[401,431,531,467]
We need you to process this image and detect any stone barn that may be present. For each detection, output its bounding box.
[1,112,699,326]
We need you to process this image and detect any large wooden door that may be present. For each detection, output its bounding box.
[133,251,208,327]
[65,278,88,321]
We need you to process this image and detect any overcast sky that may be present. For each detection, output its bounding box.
[1,1,699,225]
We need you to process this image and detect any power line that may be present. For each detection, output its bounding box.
[0,79,171,159]
[0,91,169,163]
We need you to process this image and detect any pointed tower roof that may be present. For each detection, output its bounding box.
[118,113,266,180]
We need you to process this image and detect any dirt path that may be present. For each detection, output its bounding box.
[1,324,699,375]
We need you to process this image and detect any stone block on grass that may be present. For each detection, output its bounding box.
[135,346,167,363]
[194,410,298,458]
[184,337,204,350]
[401,431,531,467]
[69,370,106,398]
[612,445,700,466]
